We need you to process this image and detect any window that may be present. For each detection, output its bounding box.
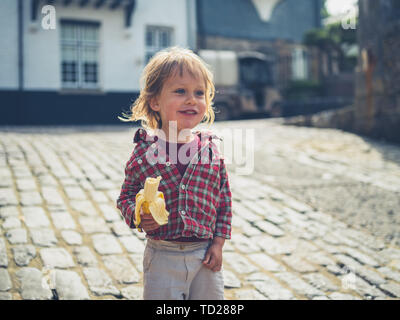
[291,47,309,80]
[145,26,173,63]
[61,21,100,89]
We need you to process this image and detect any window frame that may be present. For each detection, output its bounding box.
[145,26,174,63]
[60,20,101,90]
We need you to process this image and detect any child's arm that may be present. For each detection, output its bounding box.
[116,151,142,229]
[203,158,232,272]
[203,236,225,272]
[214,158,233,239]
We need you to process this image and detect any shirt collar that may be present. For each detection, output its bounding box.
[133,127,222,145]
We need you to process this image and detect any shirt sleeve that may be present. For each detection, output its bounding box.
[116,148,142,229]
[214,158,232,239]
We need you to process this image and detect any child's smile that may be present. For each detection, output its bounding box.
[151,69,207,142]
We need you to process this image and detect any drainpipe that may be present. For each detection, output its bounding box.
[186,0,197,51]
[315,0,322,28]
[18,0,24,92]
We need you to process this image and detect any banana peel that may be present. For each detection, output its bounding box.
[134,176,169,232]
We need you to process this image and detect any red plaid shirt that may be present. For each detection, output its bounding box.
[116,127,232,240]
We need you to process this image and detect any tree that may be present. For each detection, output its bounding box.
[303,19,358,74]
[321,0,329,19]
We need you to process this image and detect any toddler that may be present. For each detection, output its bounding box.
[117,47,232,300]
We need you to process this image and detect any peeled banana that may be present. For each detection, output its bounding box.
[134,176,169,232]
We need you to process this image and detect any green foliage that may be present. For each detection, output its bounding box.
[327,21,357,45]
[321,0,329,19]
[284,80,324,99]
[303,20,357,49]
[303,17,358,72]
[303,28,331,49]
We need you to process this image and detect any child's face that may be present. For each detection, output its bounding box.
[151,68,207,140]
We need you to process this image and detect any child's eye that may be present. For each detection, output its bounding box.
[196,90,205,96]
[174,89,185,94]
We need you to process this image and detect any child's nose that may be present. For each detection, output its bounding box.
[185,93,196,104]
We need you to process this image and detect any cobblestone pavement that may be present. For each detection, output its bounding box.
[0,120,400,300]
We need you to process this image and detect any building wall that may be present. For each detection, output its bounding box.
[354,0,400,143]
[0,0,19,89]
[25,2,60,90]
[20,0,189,92]
[0,0,191,125]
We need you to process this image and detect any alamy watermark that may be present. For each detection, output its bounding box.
[143,121,255,176]
[341,15,356,30]
[41,5,56,30]
[42,5,357,31]
[341,7,357,30]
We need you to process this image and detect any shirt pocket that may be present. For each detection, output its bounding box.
[198,162,219,178]
[202,163,220,195]
[191,163,221,213]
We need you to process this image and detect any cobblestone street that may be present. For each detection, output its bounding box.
[1,119,400,300]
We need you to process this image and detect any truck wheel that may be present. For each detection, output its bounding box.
[215,104,232,121]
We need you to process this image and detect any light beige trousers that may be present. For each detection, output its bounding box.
[142,238,225,300]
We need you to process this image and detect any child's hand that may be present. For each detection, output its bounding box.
[202,243,223,272]
[139,207,161,232]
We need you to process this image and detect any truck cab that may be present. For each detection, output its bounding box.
[198,50,282,121]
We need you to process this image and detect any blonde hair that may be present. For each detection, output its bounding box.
[119,46,215,130]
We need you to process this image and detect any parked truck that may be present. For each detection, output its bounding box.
[198,50,283,121]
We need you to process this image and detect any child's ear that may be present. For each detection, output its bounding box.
[149,98,160,112]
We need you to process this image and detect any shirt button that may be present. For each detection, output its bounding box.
[181,210,186,215]
[151,143,156,148]
[181,185,186,190]
[166,161,171,166]
[137,159,142,164]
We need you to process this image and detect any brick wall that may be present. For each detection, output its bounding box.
[354,0,400,143]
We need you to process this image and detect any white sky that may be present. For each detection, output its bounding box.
[326,0,358,16]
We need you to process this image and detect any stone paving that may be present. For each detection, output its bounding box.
[0,120,400,300]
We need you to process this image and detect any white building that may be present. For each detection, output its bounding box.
[0,0,196,124]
